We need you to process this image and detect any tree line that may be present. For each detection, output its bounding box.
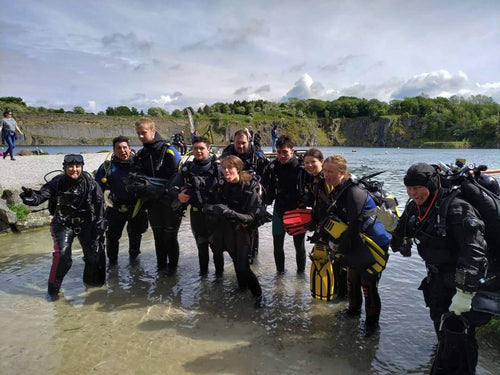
[2,94,498,146]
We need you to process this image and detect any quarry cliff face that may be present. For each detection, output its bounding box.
[333,116,421,147]
[15,113,186,146]
[14,112,422,147]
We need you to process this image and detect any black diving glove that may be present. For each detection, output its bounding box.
[223,208,253,224]
[203,203,229,216]
[20,186,38,205]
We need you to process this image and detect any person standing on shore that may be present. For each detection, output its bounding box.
[1,110,24,161]
[19,154,106,299]
[95,136,148,267]
[271,123,278,153]
[133,117,182,274]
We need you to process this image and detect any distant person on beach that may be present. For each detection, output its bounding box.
[95,136,148,267]
[172,130,187,155]
[191,130,200,143]
[271,123,278,152]
[1,110,24,161]
[19,154,106,299]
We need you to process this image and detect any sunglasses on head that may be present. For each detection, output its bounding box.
[63,154,84,165]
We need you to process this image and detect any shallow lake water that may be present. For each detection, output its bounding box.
[1,147,499,374]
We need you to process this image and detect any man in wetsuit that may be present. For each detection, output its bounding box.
[391,163,492,374]
[95,136,148,266]
[169,136,224,276]
[261,135,308,273]
[133,117,182,274]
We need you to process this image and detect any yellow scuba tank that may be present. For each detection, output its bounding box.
[309,242,334,301]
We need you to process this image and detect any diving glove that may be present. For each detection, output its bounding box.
[20,186,37,205]
[449,289,474,315]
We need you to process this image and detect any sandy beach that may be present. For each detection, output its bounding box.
[0,153,109,190]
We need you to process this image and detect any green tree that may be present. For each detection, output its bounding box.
[171,109,182,118]
[73,106,85,114]
[147,107,169,117]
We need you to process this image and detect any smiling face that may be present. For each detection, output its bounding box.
[65,164,83,180]
[192,141,210,161]
[304,155,322,176]
[406,185,431,206]
[113,141,131,161]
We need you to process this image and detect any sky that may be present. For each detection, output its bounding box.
[1,0,499,113]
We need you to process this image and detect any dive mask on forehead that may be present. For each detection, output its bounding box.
[63,154,84,167]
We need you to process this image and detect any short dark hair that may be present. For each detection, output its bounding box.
[304,148,324,161]
[276,135,294,149]
[112,135,130,148]
[233,129,249,140]
[191,136,210,147]
[4,110,12,116]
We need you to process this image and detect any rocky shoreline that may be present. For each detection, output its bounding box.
[0,153,108,234]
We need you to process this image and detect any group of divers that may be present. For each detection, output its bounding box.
[19,117,500,374]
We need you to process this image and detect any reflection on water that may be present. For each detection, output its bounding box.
[1,148,499,374]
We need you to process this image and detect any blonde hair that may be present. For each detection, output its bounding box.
[134,117,155,131]
[324,154,349,176]
[220,155,251,186]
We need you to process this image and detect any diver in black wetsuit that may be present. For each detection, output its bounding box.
[133,117,181,274]
[95,136,148,266]
[20,154,105,298]
[169,136,224,276]
[392,163,492,374]
[261,135,308,273]
[221,129,269,262]
[203,155,264,307]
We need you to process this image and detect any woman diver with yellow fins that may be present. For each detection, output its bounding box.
[307,155,391,332]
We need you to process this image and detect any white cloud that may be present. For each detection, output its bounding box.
[282,74,325,100]
[86,101,97,113]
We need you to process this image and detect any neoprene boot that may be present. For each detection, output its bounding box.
[106,237,119,265]
[273,234,285,273]
[128,234,142,261]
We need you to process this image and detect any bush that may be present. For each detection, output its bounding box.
[7,203,31,221]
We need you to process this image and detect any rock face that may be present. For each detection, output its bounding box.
[332,116,421,147]
[0,186,51,234]
[15,112,428,148]
[15,113,188,146]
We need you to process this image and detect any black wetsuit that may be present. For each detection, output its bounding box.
[221,143,269,260]
[22,172,105,295]
[134,132,181,272]
[169,155,223,275]
[328,178,391,326]
[205,178,262,298]
[392,190,491,372]
[262,154,307,273]
[95,154,148,263]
